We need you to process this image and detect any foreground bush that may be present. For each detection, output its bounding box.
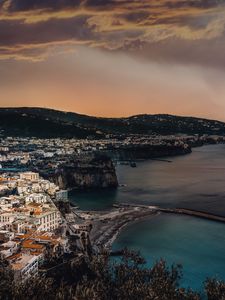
[1,250,225,300]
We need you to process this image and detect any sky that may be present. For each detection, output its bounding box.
[0,0,225,120]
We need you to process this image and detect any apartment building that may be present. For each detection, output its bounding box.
[8,253,41,281]
[35,210,61,232]
[20,172,39,181]
[0,212,15,226]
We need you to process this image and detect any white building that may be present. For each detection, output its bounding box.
[0,241,19,258]
[25,193,48,204]
[20,172,39,182]
[9,253,41,281]
[35,211,61,232]
[0,213,15,226]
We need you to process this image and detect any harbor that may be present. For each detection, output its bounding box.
[67,201,225,253]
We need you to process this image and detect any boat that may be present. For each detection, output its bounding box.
[130,162,137,168]
[119,183,127,187]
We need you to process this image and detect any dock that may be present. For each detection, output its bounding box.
[158,207,225,223]
[118,203,225,223]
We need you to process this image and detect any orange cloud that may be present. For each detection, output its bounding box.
[0,0,225,61]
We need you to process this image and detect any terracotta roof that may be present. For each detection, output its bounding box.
[7,253,22,260]
[22,240,44,250]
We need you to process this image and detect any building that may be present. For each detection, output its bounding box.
[0,213,15,226]
[35,210,61,232]
[25,193,48,204]
[0,170,65,280]
[55,190,68,202]
[0,240,19,258]
[8,253,41,281]
[20,172,39,182]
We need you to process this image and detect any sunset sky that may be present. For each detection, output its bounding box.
[1,0,225,120]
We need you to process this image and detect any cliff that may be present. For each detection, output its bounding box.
[46,155,118,190]
[105,144,192,160]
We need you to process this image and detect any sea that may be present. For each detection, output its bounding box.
[69,144,225,291]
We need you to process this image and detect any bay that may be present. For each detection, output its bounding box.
[69,144,225,290]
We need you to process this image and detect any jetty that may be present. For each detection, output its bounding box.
[118,203,225,223]
[158,207,225,223]
[150,158,172,163]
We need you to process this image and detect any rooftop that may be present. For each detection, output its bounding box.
[8,253,38,271]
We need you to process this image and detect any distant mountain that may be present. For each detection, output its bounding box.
[0,107,225,138]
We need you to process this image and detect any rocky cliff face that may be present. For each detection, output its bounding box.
[48,155,118,190]
[105,144,192,160]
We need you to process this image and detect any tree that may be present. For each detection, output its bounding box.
[1,250,225,299]
[73,249,200,300]
[0,257,14,300]
[205,278,225,300]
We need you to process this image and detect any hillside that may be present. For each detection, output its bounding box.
[0,107,225,138]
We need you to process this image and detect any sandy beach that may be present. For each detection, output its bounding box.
[86,205,159,250]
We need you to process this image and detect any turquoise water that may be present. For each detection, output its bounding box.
[70,188,119,210]
[69,144,225,290]
[112,214,225,291]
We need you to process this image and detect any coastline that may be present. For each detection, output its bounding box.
[72,202,225,254]
[103,212,161,250]
[68,144,225,252]
[84,206,159,251]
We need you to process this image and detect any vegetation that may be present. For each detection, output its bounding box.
[1,249,225,300]
[0,107,225,138]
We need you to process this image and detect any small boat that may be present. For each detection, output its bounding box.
[130,162,137,168]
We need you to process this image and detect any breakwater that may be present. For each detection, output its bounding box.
[159,208,225,223]
[66,202,225,260]
[117,203,225,223]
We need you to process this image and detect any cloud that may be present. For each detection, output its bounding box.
[0,0,225,62]
[6,0,81,12]
[0,14,96,61]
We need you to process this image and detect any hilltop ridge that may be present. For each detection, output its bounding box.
[0,107,225,138]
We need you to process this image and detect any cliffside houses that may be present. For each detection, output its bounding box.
[20,171,39,181]
[0,171,69,281]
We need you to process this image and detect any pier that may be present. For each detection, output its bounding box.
[118,203,225,223]
[150,158,172,163]
[158,207,225,223]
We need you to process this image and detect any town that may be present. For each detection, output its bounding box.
[0,170,72,280]
[0,169,159,282]
[0,133,225,282]
[0,134,224,170]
